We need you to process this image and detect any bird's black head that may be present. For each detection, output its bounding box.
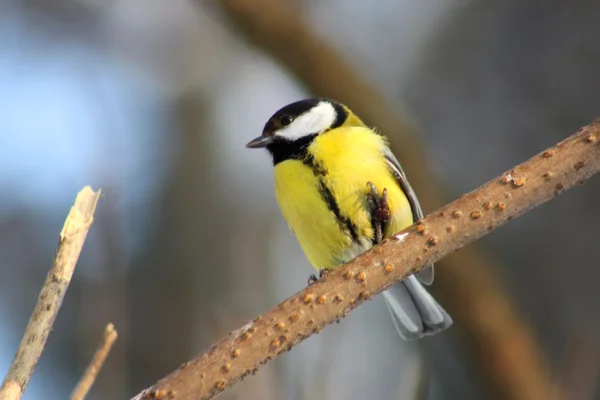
[246,98,348,165]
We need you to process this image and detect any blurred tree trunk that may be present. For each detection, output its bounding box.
[127,91,235,393]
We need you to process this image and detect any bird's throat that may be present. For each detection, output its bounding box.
[266,134,318,165]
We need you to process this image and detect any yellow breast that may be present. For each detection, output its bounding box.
[274,126,414,270]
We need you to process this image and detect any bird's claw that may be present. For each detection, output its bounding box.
[366,181,391,244]
[307,268,330,285]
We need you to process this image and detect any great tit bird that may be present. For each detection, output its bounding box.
[246,98,452,340]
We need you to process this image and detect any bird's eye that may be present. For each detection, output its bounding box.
[280,115,293,127]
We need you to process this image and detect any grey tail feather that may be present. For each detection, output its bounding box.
[382,275,452,340]
[416,264,434,285]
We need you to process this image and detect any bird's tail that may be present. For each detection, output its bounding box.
[382,275,452,340]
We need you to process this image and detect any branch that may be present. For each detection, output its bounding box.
[131,120,600,399]
[214,1,558,398]
[0,186,101,400]
[70,323,118,400]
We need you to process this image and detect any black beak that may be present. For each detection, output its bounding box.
[246,135,274,149]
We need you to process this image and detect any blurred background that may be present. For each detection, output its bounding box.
[1,0,599,399]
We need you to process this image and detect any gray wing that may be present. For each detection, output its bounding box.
[383,148,434,285]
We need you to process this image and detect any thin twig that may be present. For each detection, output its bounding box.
[131,118,600,400]
[70,323,118,400]
[214,1,558,398]
[0,186,101,400]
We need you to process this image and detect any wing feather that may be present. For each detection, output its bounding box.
[383,148,434,285]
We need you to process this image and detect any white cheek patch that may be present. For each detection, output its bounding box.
[276,101,336,140]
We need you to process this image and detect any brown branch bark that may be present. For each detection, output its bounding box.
[131,118,600,399]
[0,186,101,400]
[208,1,567,397]
[70,323,118,400]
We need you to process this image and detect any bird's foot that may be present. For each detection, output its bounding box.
[366,181,391,244]
[307,268,330,285]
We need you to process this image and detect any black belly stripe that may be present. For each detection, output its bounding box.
[302,154,326,176]
[301,149,360,243]
[318,180,360,243]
